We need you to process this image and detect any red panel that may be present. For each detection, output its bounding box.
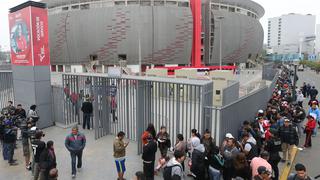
[8,7,33,66]
[31,7,50,66]
[190,0,202,67]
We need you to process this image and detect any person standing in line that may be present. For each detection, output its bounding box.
[156,126,170,158]
[2,120,18,166]
[65,125,86,178]
[250,151,272,177]
[113,131,129,180]
[253,166,272,180]
[142,135,157,180]
[31,131,46,180]
[301,82,307,98]
[292,106,306,137]
[81,97,93,130]
[1,101,16,115]
[296,90,305,108]
[303,115,316,148]
[264,129,282,180]
[308,101,320,136]
[278,119,299,166]
[163,150,186,180]
[39,141,57,180]
[141,123,156,145]
[190,137,206,180]
[174,134,187,171]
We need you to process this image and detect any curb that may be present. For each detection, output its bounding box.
[280,146,299,180]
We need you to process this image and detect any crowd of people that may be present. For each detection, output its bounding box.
[113,67,316,180]
[1,65,318,180]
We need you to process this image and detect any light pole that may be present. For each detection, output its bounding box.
[215,16,224,70]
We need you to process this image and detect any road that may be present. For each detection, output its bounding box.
[291,68,320,178]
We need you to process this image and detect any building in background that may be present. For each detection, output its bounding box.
[315,24,320,57]
[267,13,316,58]
[42,0,264,73]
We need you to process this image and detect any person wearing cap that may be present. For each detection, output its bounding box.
[253,166,271,180]
[65,125,86,178]
[223,138,240,180]
[81,97,93,130]
[287,163,312,180]
[278,118,298,165]
[142,134,157,180]
[264,129,282,180]
[250,151,272,177]
[308,101,320,136]
[303,115,316,148]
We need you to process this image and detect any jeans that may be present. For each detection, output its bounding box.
[208,166,220,180]
[3,143,14,163]
[70,151,83,175]
[34,162,41,180]
[83,113,91,129]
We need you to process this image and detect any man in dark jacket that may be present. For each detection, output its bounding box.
[2,120,18,166]
[264,129,282,180]
[309,86,318,100]
[65,125,86,178]
[142,135,157,180]
[31,131,46,180]
[278,119,298,166]
[81,98,93,130]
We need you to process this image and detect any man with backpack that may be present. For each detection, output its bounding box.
[241,132,258,162]
[163,150,186,180]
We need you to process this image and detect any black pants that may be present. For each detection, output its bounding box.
[223,167,233,180]
[111,109,117,122]
[269,160,280,180]
[143,161,154,180]
[83,113,91,129]
[298,101,303,108]
[304,130,312,147]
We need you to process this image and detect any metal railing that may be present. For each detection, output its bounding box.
[61,73,213,153]
[0,71,14,109]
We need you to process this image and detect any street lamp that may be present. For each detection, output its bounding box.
[215,16,224,70]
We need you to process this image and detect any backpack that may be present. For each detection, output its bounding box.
[245,142,258,160]
[163,164,182,180]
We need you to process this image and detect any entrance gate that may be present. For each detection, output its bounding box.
[62,74,213,153]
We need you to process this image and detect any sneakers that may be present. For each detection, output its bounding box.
[26,165,31,170]
[72,174,76,178]
[9,162,18,166]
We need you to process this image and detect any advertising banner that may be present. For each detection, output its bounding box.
[31,7,50,66]
[9,5,50,66]
[8,7,32,66]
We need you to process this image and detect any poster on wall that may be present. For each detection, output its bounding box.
[8,7,32,66]
[8,5,50,66]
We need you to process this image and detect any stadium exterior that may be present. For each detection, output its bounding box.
[42,0,264,72]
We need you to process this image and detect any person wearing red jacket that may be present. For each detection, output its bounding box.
[304,115,316,148]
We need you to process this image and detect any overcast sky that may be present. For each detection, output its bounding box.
[0,0,320,50]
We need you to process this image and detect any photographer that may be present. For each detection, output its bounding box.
[1,101,16,116]
[31,130,46,180]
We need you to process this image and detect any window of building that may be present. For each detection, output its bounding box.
[237,8,241,12]
[71,5,79,9]
[166,1,177,6]
[229,7,235,12]
[154,0,164,6]
[62,6,69,11]
[178,2,189,7]
[118,54,127,61]
[140,0,151,6]
[220,6,228,10]
[127,0,139,5]
[212,4,219,10]
[115,1,125,5]
[216,90,221,95]
[251,13,255,18]
[247,11,251,16]
[80,4,90,10]
[57,65,64,72]
[51,65,57,72]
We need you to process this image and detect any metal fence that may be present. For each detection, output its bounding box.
[0,71,14,109]
[209,71,279,144]
[61,73,213,153]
